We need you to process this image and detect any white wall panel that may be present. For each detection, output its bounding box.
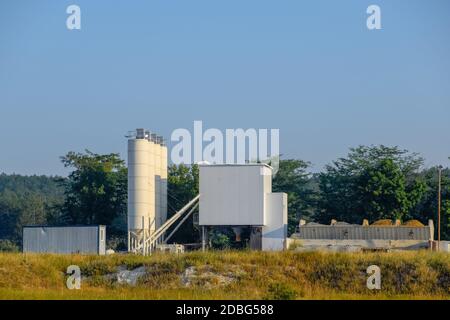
[199,164,272,226]
[262,193,288,251]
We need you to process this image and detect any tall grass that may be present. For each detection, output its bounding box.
[0,251,448,300]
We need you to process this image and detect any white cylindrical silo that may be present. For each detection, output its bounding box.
[128,137,150,232]
[154,139,162,229]
[160,143,168,225]
[128,129,169,254]
[148,139,156,233]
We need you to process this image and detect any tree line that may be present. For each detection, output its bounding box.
[275,146,449,238]
[0,145,449,251]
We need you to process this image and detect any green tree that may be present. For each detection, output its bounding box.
[272,159,317,235]
[166,164,199,243]
[0,190,21,241]
[58,150,127,229]
[443,199,450,240]
[209,229,232,250]
[359,158,424,221]
[410,164,450,240]
[0,174,64,242]
[317,145,426,224]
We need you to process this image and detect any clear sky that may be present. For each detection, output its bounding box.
[0,0,449,176]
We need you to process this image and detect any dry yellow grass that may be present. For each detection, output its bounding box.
[0,251,448,300]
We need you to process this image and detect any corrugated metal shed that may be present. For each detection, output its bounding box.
[296,225,432,241]
[23,225,106,255]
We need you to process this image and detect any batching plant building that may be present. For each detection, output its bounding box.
[199,164,288,251]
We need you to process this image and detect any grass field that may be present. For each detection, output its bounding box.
[0,250,448,300]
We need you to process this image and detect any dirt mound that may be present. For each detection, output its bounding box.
[371,219,393,226]
[403,220,425,227]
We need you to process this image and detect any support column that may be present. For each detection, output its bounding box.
[202,226,206,252]
[142,216,146,256]
[127,231,131,253]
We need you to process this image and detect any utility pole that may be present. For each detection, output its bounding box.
[437,166,443,251]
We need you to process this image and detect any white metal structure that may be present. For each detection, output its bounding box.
[127,128,168,254]
[199,164,272,226]
[134,195,199,255]
[141,195,199,254]
[199,164,288,251]
[263,193,288,250]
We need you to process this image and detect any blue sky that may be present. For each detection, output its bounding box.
[0,0,449,175]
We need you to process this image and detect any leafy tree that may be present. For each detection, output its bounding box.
[359,158,425,221]
[0,174,64,242]
[209,229,232,250]
[317,145,426,224]
[166,164,199,243]
[272,159,316,235]
[410,164,450,240]
[0,239,19,252]
[0,173,64,197]
[443,198,450,240]
[58,150,127,229]
[0,190,21,241]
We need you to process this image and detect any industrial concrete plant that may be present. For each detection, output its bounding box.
[126,129,288,254]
